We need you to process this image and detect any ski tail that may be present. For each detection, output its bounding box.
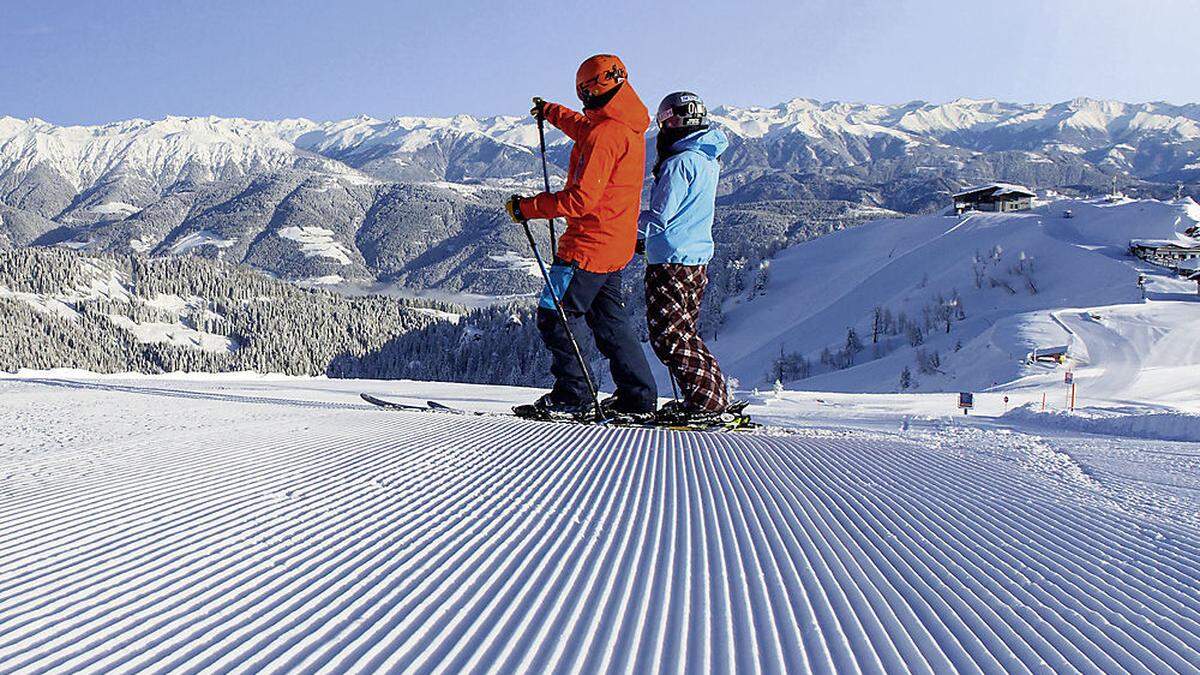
[360,393,429,411]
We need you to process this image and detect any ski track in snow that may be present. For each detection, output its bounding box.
[1,379,1199,674]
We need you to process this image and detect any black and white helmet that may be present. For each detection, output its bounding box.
[656,91,708,130]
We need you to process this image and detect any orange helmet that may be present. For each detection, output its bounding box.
[576,54,627,107]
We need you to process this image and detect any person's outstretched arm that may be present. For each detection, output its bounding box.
[542,103,590,142]
[521,129,620,220]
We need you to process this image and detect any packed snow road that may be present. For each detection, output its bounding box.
[1,376,1198,673]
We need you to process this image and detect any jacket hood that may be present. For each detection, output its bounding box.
[670,126,728,159]
[585,82,650,133]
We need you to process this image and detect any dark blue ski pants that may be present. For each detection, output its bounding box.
[536,259,657,412]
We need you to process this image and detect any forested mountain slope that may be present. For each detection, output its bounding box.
[0,249,440,375]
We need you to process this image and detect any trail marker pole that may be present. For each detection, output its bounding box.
[1064,370,1074,411]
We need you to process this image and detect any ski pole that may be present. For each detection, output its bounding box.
[522,220,603,421]
[536,114,557,257]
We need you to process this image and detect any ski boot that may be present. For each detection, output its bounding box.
[598,395,656,425]
[513,393,596,422]
[656,399,754,429]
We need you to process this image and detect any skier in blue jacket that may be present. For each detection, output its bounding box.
[638,92,731,420]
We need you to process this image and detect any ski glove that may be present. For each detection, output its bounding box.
[505,195,527,223]
[530,97,546,121]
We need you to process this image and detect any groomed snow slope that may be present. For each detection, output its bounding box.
[2,375,1199,673]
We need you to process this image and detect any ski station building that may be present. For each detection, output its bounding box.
[952,183,1037,214]
[1129,238,1200,269]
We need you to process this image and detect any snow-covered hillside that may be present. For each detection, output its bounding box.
[715,197,1200,411]
[1,373,1197,672]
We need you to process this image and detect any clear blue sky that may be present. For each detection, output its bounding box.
[2,0,1197,125]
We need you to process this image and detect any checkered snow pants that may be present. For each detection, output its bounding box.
[644,263,729,413]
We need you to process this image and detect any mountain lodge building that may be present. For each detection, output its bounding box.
[953,183,1037,214]
[1129,239,1200,269]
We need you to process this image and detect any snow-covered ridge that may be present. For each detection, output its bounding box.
[0,115,360,193]
[3,95,1199,203]
[708,96,1200,141]
[292,114,552,156]
[0,111,555,198]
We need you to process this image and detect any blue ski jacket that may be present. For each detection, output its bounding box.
[638,127,728,266]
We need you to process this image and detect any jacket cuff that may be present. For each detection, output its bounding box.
[543,103,566,126]
[519,193,551,220]
[512,197,528,221]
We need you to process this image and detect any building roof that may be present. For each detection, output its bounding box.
[1129,238,1200,250]
[1031,345,1069,356]
[953,182,1037,200]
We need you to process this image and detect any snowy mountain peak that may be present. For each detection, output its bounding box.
[948,96,1000,106]
[776,97,822,113]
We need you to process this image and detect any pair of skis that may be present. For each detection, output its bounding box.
[359,393,758,432]
[360,394,484,416]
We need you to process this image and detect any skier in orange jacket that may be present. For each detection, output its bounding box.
[505,54,657,419]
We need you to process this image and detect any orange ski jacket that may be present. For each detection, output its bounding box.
[518,84,650,273]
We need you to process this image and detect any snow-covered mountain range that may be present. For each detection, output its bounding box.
[0,113,548,221]
[2,97,1199,292]
[712,97,1200,146]
[4,96,1197,215]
